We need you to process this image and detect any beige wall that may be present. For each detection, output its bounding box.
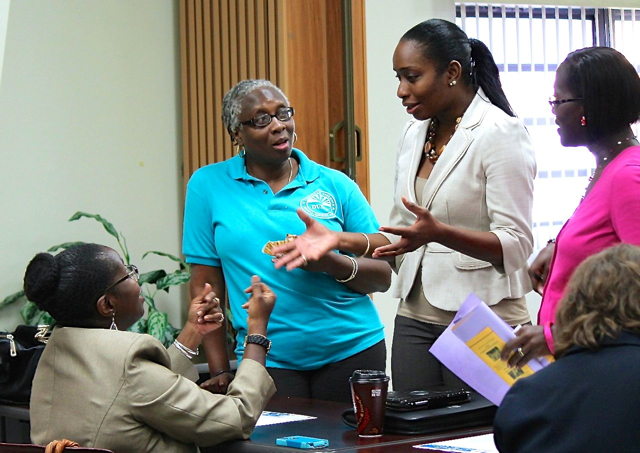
[0,0,184,329]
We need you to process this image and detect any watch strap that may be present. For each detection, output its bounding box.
[244,334,271,354]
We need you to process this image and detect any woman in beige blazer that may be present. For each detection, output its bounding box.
[273,19,535,390]
[25,243,276,452]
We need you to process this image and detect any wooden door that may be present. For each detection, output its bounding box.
[180,0,370,197]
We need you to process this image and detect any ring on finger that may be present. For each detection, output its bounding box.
[218,313,225,323]
[301,254,308,267]
[517,347,525,359]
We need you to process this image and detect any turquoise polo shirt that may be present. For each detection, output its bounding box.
[183,149,384,370]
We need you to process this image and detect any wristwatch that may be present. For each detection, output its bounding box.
[244,334,271,354]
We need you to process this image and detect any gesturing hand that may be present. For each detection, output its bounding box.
[243,275,277,322]
[272,208,339,271]
[373,197,442,258]
[187,283,225,336]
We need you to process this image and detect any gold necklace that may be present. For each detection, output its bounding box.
[424,116,462,163]
[287,157,293,184]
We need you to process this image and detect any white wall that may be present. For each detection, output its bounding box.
[0,0,184,330]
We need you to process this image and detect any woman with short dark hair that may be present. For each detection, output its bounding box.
[183,79,391,403]
[494,244,640,452]
[27,243,276,452]
[504,47,640,366]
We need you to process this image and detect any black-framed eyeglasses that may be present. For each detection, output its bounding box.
[103,264,139,294]
[240,107,295,128]
[548,96,582,107]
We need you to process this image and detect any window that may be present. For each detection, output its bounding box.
[456,4,640,252]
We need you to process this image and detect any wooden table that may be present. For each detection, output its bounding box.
[206,396,493,452]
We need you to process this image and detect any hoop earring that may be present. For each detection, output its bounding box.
[448,80,457,87]
[110,311,118,331]
[238,146,246,158]
[580,116,587,127]
[293,132,298,145]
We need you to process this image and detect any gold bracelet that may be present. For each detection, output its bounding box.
[358,233,370,258]
[336,255,358,283]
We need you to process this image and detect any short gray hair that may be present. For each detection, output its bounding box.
[222,79,289,139]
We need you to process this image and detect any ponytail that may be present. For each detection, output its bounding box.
[469,38,514,117]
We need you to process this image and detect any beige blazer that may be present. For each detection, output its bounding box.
[384,89,536,310]
[30,327,275,453]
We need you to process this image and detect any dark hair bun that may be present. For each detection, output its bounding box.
[23,253,60,310]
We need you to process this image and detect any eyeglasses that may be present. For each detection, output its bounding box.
[240,107,295,128]
[548,96,582,107]
[103,264,139,294]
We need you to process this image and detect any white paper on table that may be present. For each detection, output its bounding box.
[413,433,498,452]
[430,294,551,406]
[255,411,317,426]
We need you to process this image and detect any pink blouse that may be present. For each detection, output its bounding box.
[539,146,640,325]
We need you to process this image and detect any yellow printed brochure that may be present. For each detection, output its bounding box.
[430,294,552,406]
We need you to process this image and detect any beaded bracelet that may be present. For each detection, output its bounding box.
[336,255,358,283]
[358,233,371,258]
[543,322,555,355]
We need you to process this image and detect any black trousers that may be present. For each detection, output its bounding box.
[391,315,467,391]
[267,340,386,404]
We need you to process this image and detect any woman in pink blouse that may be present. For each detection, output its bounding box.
[503,46,640,367]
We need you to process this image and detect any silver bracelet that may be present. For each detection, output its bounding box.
[358,233,370,258]
[336,255,358,283]
[173,339,198,359]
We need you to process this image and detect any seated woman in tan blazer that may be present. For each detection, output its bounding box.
[25,243,276,452]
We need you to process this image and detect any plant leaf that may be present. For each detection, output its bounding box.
[128,317,148,334]
[20,300,39,324]
[35,311,56,327]
[147,308,168,343]
[156,272,191,292]
[142,251,189,269]
[47,242,86,253]
[0,290,26,309]
[143,293,157,310]
[138,270,167,285]
[69,212,120,241]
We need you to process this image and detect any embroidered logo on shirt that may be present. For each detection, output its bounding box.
[300,190,338,219]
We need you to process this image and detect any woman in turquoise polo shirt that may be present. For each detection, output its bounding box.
[183,79,391,403]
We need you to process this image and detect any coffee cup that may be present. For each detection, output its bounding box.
[349,369,390,437]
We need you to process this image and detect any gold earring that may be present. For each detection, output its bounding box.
[293,132,298,145]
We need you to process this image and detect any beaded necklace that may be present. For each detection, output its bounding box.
[424,116,463,164]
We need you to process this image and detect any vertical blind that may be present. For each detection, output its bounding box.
[457,4,640,252]
[179,0,286,190]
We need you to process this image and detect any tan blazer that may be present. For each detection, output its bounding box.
[30,327,275,453]
[384,89,536,310]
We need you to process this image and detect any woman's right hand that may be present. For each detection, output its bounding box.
[528,242,554,295]
[242,275,276,325]
[272,208,339,270]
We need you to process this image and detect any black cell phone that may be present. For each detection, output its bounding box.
[386,388,471,411]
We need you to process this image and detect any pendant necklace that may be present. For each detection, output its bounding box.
[582,135,637,200]
[424,116,463,164]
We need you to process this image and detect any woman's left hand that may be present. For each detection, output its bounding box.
[501,325,550,368]
[373,197,442,257]
[187,283,225,336]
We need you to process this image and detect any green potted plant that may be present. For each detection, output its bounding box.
[0,212,189,348]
